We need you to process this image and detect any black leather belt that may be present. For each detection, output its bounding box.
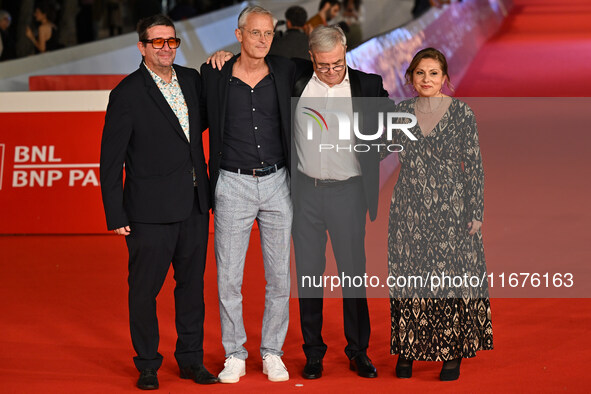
[300,172,361,187]
[221,162,285,177]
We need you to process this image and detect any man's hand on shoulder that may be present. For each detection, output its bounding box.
[206,50,234,70]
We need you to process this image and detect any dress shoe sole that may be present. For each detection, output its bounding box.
[302,372,322,379]
[198,379,218,384]
[302,363,323,379]
[349,364,377,378]
[137,372,159,390]
[137,383,158,390]
[179,376,219,384]
[179,369,219,384]
[179,374,218,384]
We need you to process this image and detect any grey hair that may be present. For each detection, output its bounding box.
[309,25,347,53]
[0,10,11,22]
[237,5,274,28]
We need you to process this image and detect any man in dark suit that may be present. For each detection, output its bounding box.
[291,25,389,380]
[100,14,217,390]
[268,5,309,60]
[200,5,295,384]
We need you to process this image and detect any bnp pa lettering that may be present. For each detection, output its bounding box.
[12,145,99,188]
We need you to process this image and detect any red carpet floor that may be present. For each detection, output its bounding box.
[1,0,590,392]
[455,0,591,97]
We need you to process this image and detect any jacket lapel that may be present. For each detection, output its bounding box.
[268,57,289,134]
[348,68,364,147]
[293,66,313,97]
[218,56,238,142]
[349,67,362,98]
[176,66,197,144]
[142,63,188,143]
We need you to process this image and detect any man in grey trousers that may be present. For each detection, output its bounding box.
[200,6,296,383]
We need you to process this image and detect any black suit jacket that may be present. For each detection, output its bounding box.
[200,54,295,210]
[268,29,310,60]
[100,63,210,230]
[292,58,390,222]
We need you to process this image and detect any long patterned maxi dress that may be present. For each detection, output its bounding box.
[388,97,493,361]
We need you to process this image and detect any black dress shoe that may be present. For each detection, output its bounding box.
[137,368,159,390]
[349,354,377,378]
[180,364,219,384]
[440,358,462,381]
[395,355,413,378]
[302,358,323,379]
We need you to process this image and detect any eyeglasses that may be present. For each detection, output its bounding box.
[141,37,181,49]
[241,28,274,40]
[313,58,346,73]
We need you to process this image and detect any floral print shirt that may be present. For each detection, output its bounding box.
[144,63,190,142]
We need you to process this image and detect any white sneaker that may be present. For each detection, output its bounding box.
[218,356,246,383]
[262,354,289,382]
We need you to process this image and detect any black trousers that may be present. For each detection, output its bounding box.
[125,189,209,371]
[293,174,371,360]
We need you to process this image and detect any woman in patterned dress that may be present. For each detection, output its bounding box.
[388,48,493,381]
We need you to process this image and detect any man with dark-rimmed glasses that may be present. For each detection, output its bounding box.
[291,25,389,380]
[100,14,217,390]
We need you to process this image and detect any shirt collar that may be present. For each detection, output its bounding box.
[265,57,276,80]
[232,55,276,81]
[312,67,350,88]
[144,62,177,85]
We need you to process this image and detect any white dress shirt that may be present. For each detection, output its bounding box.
[295,69,362,180]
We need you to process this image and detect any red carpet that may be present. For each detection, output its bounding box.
[1,0,590,392]
[455,0,591,97]
[0,230,589,392]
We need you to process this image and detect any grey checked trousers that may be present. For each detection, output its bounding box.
[214,168,292,359]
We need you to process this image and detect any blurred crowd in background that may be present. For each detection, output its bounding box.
[0,0,244,61]
[0,0,450,62]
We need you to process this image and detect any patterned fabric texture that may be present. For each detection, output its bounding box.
[145,64,190,141]
[388,97,493,361]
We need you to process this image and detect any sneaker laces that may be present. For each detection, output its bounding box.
[223,356,243,372]
[263,354,287,373]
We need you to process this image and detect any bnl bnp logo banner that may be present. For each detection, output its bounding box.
[295,97,418,153]
[0,144,99,189]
